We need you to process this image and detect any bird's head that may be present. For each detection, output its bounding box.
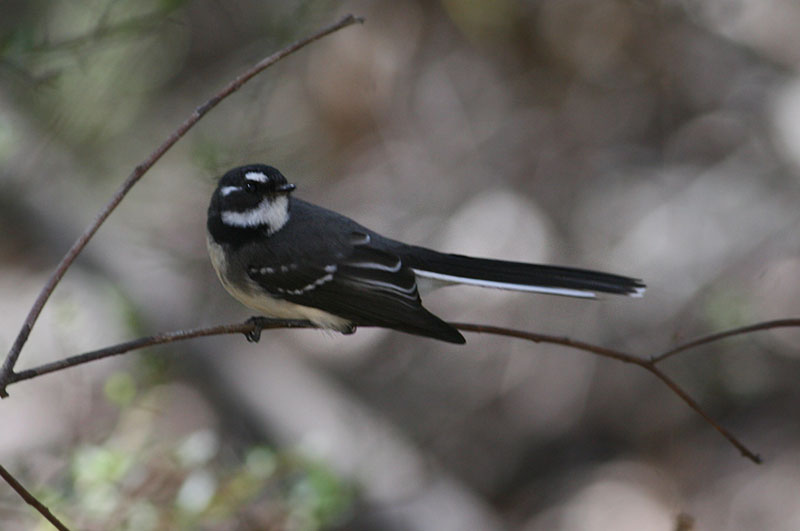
[209,164,296,236]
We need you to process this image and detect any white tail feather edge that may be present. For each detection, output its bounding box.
[412,269,599,298]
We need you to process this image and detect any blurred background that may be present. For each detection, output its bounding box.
[2,0,800,529]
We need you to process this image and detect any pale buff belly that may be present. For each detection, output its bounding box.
[206,236,352,331]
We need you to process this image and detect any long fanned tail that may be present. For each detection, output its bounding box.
[402,247,645,299]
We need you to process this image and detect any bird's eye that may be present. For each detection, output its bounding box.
[244,181,259,194]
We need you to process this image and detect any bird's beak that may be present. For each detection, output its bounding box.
[276,183,296,194]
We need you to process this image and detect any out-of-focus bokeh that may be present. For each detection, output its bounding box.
[2,0,800,529]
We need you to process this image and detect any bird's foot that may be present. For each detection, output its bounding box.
[244,317,351,342]
[244,316,271,343]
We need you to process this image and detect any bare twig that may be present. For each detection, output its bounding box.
[645,368,760,463]
[450,323,643,365]
[651,318,800,364]
[0,464,71,531]
[7,319,315,385]
[5,317,789,463]
[452,323,762,464]
[0,14,364,398]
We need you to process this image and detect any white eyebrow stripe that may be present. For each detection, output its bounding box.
[244,171,269,183]
[220,186,240,196]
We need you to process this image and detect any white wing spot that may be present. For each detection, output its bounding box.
[348,259,401,272]
[324,264,337,273]
[269,272,336,298]
[280,265,289,273]
[359,277,418,295]
[351,233,371,245]
[315,273,334,286]
[285,273,335,296]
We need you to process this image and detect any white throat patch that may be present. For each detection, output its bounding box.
[221,195,289,234]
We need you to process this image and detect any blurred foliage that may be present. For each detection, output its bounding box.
[2,0,188,145]
[20,370,355,531]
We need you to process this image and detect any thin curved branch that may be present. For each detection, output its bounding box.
[451,322,762,464]
[450,323,644,365]
[8,319,316,386]
[644,367,761,463]
[0,464,71,531]
[4,317,772,464]
[0,14,364,397]
[651,318,800,364]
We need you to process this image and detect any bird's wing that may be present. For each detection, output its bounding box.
[246,231,465,343]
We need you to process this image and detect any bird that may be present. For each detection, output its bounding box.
[206,164,645,344]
